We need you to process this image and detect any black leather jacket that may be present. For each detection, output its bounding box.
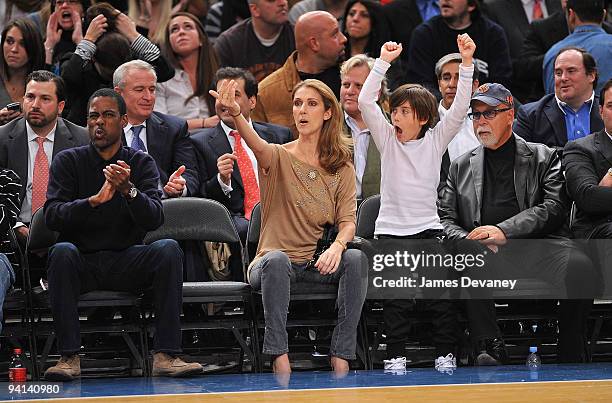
[438,134,571,239]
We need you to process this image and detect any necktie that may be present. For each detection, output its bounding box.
[130,125,147,152]
[230,130,259,220]
[532,0,543,21]
[31,136,49,215]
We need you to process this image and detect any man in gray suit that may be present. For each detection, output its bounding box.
[0,71,89,244]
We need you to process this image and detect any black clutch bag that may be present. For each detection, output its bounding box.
[306,224,338,269]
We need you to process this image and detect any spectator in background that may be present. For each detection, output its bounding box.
[0,18,45,126]
[156,12,219,130]
[37,0,90,74]
[543,0,612,96]
[114,60,198,199]
[342,0,397,87]
[1,0,43,30]
[406,0,512,97]
[214,0,295,83]
[436,52,480,163]
[252,11,346,135]
[128,0,172,45]
[192,67,291,243]
[0,70,88,245]
[61,8,174,126]
[288,0,348,26]
[382,0,440,88]
[342,0,389,59]
[516,0,612,103]
[514,47,604,148]
[0,169,21,340]
[191,67,291,281]
[339,54,384,201]
[205,0,251,43]
[173,0,209,26]
[483,0,561,103]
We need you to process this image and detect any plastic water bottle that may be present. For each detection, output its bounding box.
[8,348,27,382]
[526,346,542,369]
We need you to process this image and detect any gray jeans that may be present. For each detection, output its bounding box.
[249,249,368,359]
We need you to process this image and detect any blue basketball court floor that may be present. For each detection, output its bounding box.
[2,363,612,402]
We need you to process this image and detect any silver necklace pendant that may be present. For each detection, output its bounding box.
[308,170,317,180]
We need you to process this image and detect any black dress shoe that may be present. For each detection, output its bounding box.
[475,338,508,365]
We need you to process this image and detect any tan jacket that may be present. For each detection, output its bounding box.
[252,51,300,137]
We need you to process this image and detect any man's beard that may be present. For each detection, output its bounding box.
[26,111,55,128]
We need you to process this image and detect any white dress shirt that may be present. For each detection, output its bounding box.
[345,112,371,199]
[217,120,259,195]
[18,122,57,224]
[124,121,187,197]
[438,101,480,162]
[154,69,211,120]
[521,0,549,23]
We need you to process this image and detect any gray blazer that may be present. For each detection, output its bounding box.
[0,117,89,206]
[438,134,571,240]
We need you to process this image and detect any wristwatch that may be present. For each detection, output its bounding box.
[125,186,138,200]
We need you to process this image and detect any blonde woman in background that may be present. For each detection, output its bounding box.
[128,0,172,45]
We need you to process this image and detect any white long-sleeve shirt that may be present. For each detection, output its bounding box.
[358,58,474,236]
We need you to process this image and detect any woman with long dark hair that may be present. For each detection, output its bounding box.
[342,0,390,59]
[212,77,368,374]
[155,11,219,130]
[0,17,44,125]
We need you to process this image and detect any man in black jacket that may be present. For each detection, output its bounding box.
[406,0,512,96]
[439,83,596,364]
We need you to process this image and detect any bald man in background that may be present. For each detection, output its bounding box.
[251,10,346,135]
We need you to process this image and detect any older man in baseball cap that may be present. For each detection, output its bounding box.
[438,83,597,365]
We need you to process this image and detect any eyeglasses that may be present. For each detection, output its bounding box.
[467,107,512,121]
[55,0,81,5]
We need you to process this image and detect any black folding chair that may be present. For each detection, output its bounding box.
[143,197,260,373]
[247,203,372,369]
[2,225,38,379]
[26,208,147,377]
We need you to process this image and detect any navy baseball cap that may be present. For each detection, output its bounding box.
[471,83,514,107]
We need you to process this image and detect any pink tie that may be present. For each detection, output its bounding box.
[31,137,49,215]
[230,131,259,220]
[532,0,543,20]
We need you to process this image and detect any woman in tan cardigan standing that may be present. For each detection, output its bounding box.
[211,78,368,375]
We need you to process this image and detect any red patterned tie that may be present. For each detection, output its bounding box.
[532,0,543,20]
[31,136,49,215]
[230,130,259,220]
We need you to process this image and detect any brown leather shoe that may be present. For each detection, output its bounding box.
[44,355,81,381]
[152,353,203,377]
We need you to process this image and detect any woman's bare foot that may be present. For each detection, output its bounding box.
[331,356,349,376]
[272,354,291,374]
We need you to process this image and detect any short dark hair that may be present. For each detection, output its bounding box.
[600,78,612,106]
[95,32,131,70]
[85,2,119,33]
[554,46,599,89]
[389,84,438,139]
[567,0,605,23]
[87,88,127,116]
[214,67,259,98]
[26,70,66,102]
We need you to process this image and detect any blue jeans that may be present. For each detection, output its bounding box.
[0,253,16,335]
[249,249,368,359]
